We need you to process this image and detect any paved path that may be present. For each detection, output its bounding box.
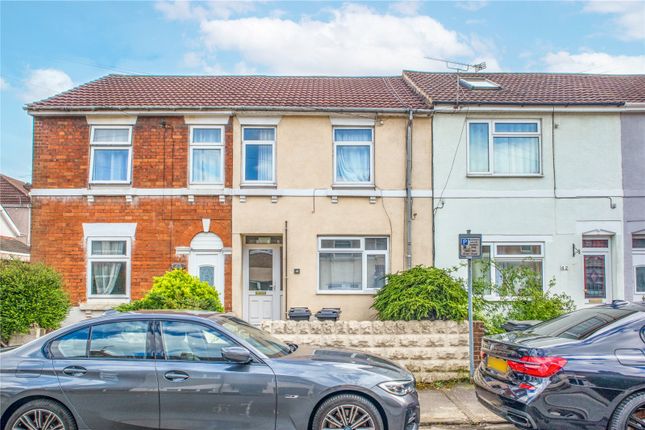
[418,384,509,427]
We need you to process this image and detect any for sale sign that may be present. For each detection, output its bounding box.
[458,233,482,259]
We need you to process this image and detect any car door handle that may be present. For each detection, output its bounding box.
[62,366,87,376]
[164,371,189,382]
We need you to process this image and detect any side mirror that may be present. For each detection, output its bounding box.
[221,346,252,364]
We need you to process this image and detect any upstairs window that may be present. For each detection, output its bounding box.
[90,126,132,184]
[468,120,541,176]
[243,127,275,184]
[190,126,224,185]
[333,128,374,185]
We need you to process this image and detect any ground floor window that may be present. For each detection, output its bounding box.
[473,242,544,296]
[318,237,388,292]
[87,238,130,298]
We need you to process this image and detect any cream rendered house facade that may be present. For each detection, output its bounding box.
[231,113,433,321]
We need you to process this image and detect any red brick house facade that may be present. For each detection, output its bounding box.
[30,114,233,311]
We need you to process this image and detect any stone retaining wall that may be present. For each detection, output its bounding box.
[261,320,484,382]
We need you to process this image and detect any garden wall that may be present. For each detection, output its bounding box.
[261,320,485,382]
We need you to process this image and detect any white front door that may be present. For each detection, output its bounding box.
[244,247,281,325]
[188,252,225,305]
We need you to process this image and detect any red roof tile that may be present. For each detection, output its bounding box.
[0,175,30,206]
[403,71,645,105]
[26,75,430,111]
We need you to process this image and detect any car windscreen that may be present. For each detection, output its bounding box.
[525,308,636,340]
[217,316,292,358]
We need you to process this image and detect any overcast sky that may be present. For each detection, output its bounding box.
[1,0,644,181]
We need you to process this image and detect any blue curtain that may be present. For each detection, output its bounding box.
[93,149,128,181]
[93,128,129,143]
[244,128,275,141]
[469,123,489,172]
[494,123,538,133]
[192,148,222,183]
[193,128,221,143]
[245,144,273,181]
[334,128,372,142]
[336,145,370,182]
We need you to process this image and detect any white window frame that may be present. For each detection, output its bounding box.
[634,265,645,295]
[189,125,225,187]
[476,242,545,299]
[632,233,645,296]
[317,236,389,294]
[86,237,131,299]
[332,127,374,187]
[89,126,133,185]
[242,126,276,186]
[466,119,542,177]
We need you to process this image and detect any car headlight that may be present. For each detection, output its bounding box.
[378,379,416,396]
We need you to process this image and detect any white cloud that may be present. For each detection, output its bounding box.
[455,1,489,12]
[389,1,421,16]
[22,69,74,102]
[155,0,256,21]
[0,77,8,91]
[583,1,645,41]
[196,3,500,75]
[543,51,645,74]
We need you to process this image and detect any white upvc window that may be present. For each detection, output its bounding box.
[87,238,131,299]
[333,127,374,185]
[318,236,388,293]
[89,126,133,184]
[473,242,544,297]
[189,126,225,186]
[467,120,541,176]
[242,127,276,185]
[633,234,645,295]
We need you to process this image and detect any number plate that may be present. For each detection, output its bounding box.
[487,356,509,374]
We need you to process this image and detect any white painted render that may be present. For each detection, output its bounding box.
[433,111,625,306]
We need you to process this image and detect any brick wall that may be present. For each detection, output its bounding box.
[31,116,233,309]
[262,320,486,382]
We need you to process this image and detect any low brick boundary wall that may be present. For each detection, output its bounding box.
[261,320,485,382]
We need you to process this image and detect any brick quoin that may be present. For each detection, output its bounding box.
[31,116,233,310]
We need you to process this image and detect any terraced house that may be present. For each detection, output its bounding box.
[26,71,644,322]
[26,75,433,321]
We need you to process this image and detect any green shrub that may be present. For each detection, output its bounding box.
[0,259,70,344]
[372,266,467,321]
[473,262,575,334]
[117,269,224,312]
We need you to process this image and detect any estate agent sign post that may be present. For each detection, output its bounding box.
[458,230,482,378]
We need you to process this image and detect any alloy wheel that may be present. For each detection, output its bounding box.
[12,408,65,430]
[321,404,375,430]
[628,405,645,430]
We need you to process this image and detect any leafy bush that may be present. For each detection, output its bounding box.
[473,262,575,334]
[0,260,70,344]
[372,266,467,320]
[117,269,223,312]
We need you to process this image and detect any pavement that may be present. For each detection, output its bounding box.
[418,384,510,428]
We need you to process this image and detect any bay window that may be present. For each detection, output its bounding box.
[90,126,132,184]
[190,126,224,185]
[87,238,130,298]
[243,127,275,184]
[318,237,388,292]
[468,120,541,176]
[333,128,373,185]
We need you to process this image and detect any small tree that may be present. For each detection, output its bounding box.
[117,269,224,312]
[372,266,467,321]
[0,259,70,345]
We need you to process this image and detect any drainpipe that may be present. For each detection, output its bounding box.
[405,110,413,269]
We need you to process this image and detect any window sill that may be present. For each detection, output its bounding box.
[316,290,380,295]
[89,183,132,188]
[188,184,225,190]
[240,183,277,188]
[80,298,130,311]
[466,174,544,178]
[331,184,375,189]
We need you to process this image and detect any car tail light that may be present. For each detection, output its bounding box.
[507,356,567,378]
[518,382,536,390]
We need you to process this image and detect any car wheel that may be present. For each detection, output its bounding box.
[5,399,77,430]
[311,393,384,430]
[609,391,645,430]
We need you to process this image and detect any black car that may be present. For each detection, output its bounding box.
[475,301,645,430]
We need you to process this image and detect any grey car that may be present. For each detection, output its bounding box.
[0,311,420,430]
